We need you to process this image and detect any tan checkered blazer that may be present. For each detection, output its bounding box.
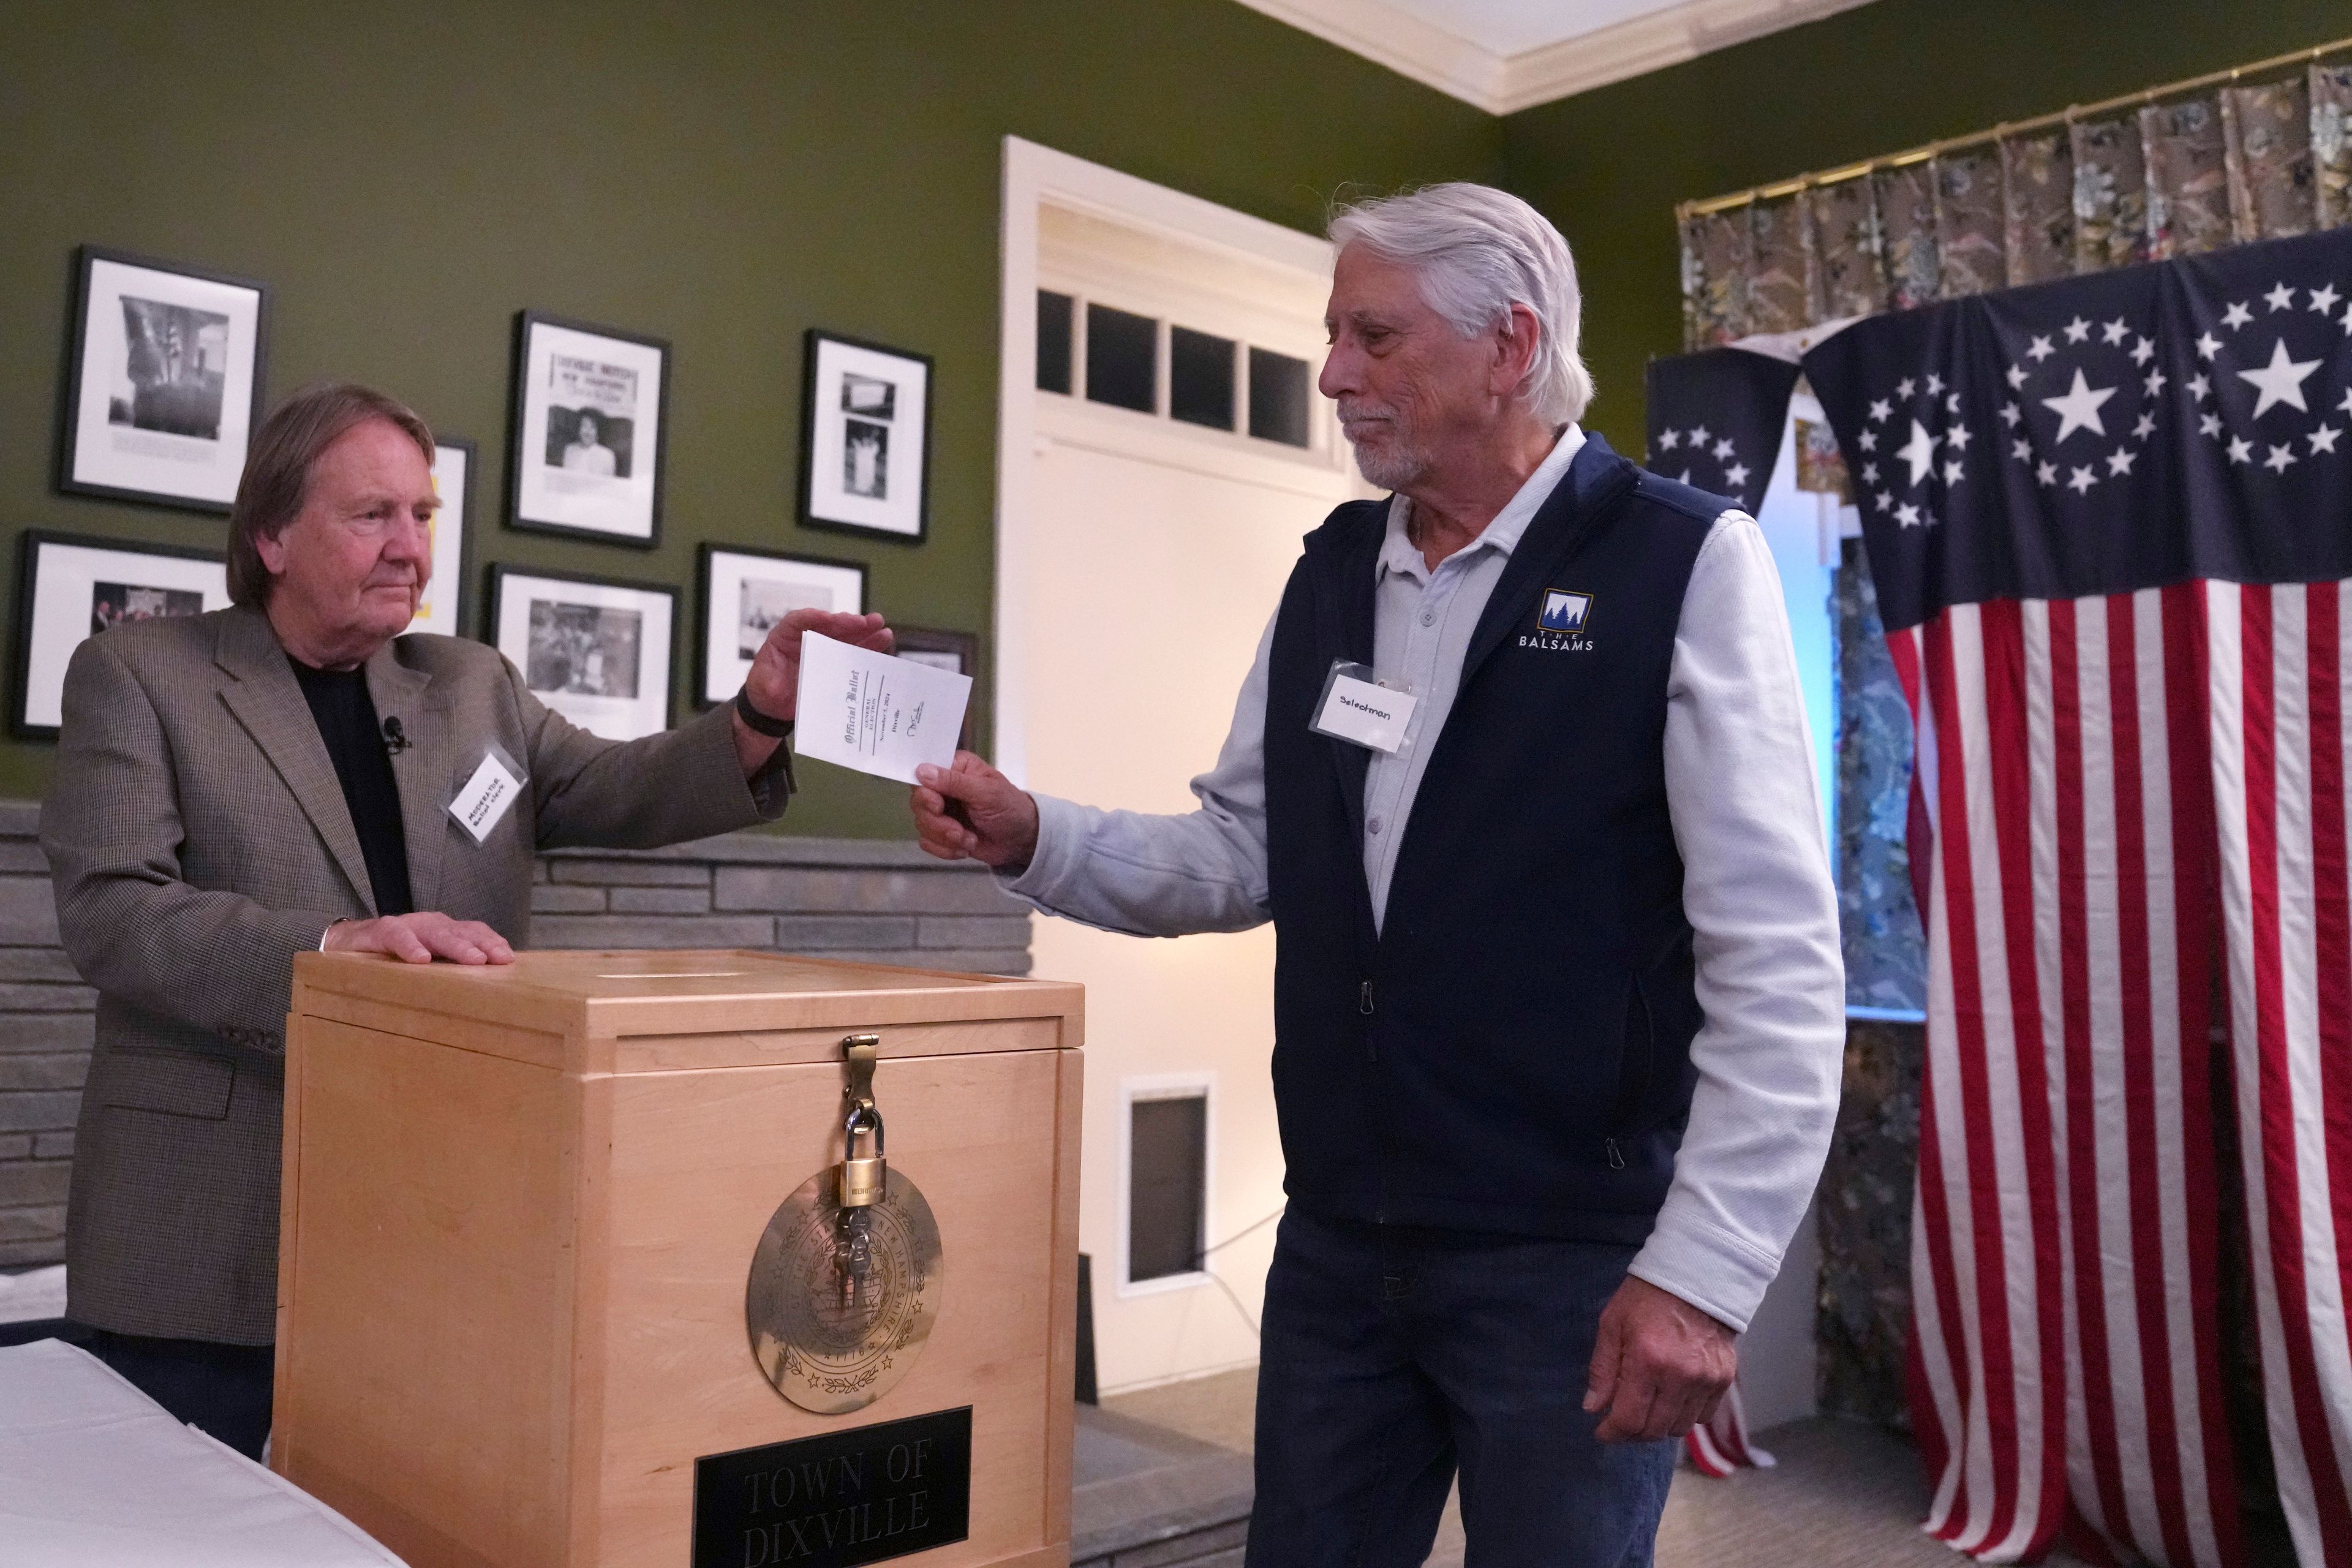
[41,605,788,1343]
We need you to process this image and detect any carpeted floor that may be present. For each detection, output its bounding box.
[1105,1367,2105,1568]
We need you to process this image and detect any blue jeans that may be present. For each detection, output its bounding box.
[1246,1212,1676,1568]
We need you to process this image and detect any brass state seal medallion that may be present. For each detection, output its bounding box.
[745,1167,943,1415]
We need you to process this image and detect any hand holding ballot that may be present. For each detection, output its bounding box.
[744,608,895,723]
[731,607,895,774]
[910,752,1040,870]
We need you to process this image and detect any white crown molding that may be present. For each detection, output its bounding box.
[1235,0,1509,107]
[1495,0,1882,113]
[1234,0,1882,115]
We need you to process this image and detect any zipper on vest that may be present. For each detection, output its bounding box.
[1605,1137,1626,1170]
[1359,980,1378,1060]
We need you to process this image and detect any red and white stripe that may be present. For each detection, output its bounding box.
[1685,1381,1778,1478]
[2207,578,2352,1567]
[1890,592,2242,1566]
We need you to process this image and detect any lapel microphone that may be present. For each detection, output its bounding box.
[382,715,411,755]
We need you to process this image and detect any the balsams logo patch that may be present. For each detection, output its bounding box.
[1521,588,1596,652]
[1537,589,1593,632]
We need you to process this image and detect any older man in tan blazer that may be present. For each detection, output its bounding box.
[40,382,893,1458]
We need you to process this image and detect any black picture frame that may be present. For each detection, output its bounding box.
[799,328,934,543]
[505,310,671,549]
[890,624,981,750]
[13,528,230,740]
[57,245,272,514]
[693,542,869,709]
[409,432,478,640]
[486,561,679,740]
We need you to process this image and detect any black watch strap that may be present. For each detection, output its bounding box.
[734,686,794,739]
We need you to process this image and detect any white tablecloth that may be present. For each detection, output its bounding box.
[0,1338,404,1566]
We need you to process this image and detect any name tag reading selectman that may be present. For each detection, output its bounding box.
[1310,662,1417,755]
[448,747,524,845]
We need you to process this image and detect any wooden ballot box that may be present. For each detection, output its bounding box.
[272,949,1084,1568]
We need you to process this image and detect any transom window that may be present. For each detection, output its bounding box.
[1038,288,1313,450]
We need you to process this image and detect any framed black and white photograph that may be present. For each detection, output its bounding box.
[800,330,932,541]
[13,530,230,737]
[507,311,669,546]
[404,434,475,639]
[488,565,674,741]
[891,625,979,749]
[59,247,270,513]
[695,545,865,707]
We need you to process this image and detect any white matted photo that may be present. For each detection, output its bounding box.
[508,312,669,546]
[61,247,270,513]
[14,531,230,736]
[405,435,474,639]
[489,566,674,741]
[695,545,865,707]
[801,330,932,541]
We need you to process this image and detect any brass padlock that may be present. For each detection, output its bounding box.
[839,1106,886,1208]
[837,1033,887,1208]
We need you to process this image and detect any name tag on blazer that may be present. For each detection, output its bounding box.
[448,745,526,845]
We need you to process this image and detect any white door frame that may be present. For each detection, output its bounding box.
[993,137,1335,784]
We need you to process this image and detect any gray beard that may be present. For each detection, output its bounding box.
[1349,437,1431,491]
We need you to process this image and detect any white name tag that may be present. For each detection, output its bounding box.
[448,748,524,845]
[1311,665,1417,754]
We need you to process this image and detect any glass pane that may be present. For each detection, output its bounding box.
[1248,347,1311,447]
[1128,1095,1207,1283]
[1169,326,1236,430]
[1085,303,1156,413]
[1036,290,1073,394]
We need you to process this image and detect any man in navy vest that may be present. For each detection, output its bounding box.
[912,183,1842,1566]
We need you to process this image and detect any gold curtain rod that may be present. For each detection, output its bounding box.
[1676,34,2352,221]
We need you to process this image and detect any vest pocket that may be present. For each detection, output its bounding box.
[1608,974,1654,1134]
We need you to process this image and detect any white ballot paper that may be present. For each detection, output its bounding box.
[794,631,973,783]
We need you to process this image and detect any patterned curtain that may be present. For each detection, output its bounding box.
[2000,130,2074,285]
[2071,113,2152,273]
[2318,66,2352,226]
[1683,63,2352,349]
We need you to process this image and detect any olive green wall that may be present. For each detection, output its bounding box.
[0,0,1501,835]
[1504,0,2352,459]
[15,0,2343,836]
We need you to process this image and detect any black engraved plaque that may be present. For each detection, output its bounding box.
[693,1407,972,1568]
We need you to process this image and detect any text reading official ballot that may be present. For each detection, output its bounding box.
[794,631,973,784]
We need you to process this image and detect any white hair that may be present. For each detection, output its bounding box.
[1327,183,1595,425]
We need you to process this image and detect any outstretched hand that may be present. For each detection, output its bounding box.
[744,608,894,723]
[1584,1275,1738,1442]
[911,751,1041,872]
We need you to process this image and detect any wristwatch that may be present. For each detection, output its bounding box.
[734,686,794,739]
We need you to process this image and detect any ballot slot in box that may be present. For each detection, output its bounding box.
[271,949,1084,1568]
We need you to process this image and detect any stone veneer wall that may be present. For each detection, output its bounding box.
[0,800,1029,1268]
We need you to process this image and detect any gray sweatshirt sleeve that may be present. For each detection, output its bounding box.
[1002,613,1276,937]
[1627,511,1849,1333]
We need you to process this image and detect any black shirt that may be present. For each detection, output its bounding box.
[289,657,414,916]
